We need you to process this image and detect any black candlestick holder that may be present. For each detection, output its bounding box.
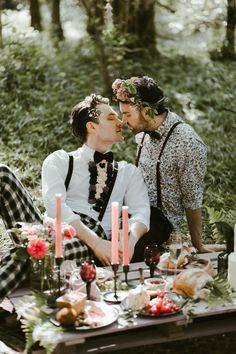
[55,257,63,296]
[123,264,130,283]
[112,263,119,300]
[102,263,127,304]
[46,257,63,308]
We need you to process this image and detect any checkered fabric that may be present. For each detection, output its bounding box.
[0,165,107,300]
[0,164,43,233]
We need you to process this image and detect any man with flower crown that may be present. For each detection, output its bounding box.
[112,76,221,255]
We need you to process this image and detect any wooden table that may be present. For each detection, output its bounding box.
[9,253,236,354]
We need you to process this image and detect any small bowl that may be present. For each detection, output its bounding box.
[144,277,167,292]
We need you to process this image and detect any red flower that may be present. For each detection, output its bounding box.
[27,240,48,259]
[62,225,77,240]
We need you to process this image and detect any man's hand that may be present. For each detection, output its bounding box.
[128,232,137,262]
[197,244,226,253]
[94,239,123,266]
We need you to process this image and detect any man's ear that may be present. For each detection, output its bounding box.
[86,121,97,134]
[141,106,151,120]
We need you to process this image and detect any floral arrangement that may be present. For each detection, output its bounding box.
[12,217,77,291]
[13,217,76,260]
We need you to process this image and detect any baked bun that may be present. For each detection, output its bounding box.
[56,307,77,326]
[56,290,86,315]
[172,269,213,299]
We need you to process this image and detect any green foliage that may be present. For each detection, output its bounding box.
[205,274,235,306]
[205,206,235,243]
[15,291,63,354]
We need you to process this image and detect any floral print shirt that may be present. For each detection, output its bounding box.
[135,110,207,229]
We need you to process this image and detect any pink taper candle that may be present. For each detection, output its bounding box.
[111,201,119,264]
[55,193,63,258]
[122,206,129,266]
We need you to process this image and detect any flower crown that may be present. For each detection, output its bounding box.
[84,94,110,121]
[112,77,167,118]
[112,77,140,105]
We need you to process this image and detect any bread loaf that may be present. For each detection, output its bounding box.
[56,307,77,326]
[172,269,213,299]
[56,290,86,315]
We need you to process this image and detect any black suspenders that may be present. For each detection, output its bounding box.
[136,121,182,209]
[64,155,118,223]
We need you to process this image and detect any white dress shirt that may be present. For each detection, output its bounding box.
[42,144,150,239]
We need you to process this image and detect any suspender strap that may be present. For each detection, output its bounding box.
[98,161,118,222]
[135,133,146,167]
[156,121,182,209]
[65,155,74,191]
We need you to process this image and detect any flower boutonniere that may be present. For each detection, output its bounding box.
[88,160,113,212]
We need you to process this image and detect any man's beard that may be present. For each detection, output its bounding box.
[128,113,149,134]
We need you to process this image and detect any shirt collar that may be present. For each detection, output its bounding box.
[79,144,113,163]
[156,110,183,139]
[79,144,95,162]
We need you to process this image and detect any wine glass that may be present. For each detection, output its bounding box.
[144,245,160,278]
[169,232,182,272]
[80,260,96,300]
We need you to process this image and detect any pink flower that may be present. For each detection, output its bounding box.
[112,79,123,92]
[27,240,48,259]
[62,224,77,240]
[112,79,130,102]
[116,88,129,101]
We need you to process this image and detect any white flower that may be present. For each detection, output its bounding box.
[43,217,55,227]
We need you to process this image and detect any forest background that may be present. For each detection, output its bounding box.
[0,0,236,248]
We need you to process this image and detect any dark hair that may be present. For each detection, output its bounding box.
[71,94,109,143]
[112,76,167,115]
[134,76,167,115]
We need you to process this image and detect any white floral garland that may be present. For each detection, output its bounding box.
[95,161,108,200]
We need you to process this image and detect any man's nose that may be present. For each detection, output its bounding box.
[116,118,123,126]
[122,115,127,124]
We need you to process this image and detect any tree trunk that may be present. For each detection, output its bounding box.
[83,0,105,37]
[28,0,42,31]
[51,0,64,41]
[112,0,157,54]
[80,0,111,94]
[0,3,2,47]
[222,0,236,58]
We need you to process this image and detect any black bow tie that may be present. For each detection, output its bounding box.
[145,131,161,140]
[94,151,113,163]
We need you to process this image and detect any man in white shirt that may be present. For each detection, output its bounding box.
[42,94,150,266]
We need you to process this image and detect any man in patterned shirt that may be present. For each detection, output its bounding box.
[112,76,216,254]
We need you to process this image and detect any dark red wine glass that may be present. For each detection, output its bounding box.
[80,260,96,300]
[144,245,160,278]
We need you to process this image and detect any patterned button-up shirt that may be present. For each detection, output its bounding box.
[135,110,207,229]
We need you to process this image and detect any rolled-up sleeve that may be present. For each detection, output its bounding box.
[42,150,80,224]
[123,164,150,230]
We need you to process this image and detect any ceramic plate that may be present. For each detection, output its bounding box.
[157,265,184,274]
[50,300,119,330]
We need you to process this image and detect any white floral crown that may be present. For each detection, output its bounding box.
[84,94,109,120]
